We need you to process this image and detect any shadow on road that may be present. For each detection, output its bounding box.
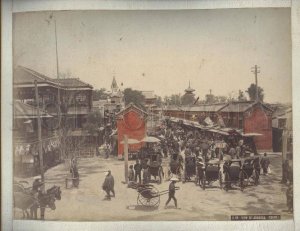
[126,205,159,212]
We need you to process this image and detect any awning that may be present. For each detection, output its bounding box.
[121,138,140,144]
[242,133,263,137]
[141,136,160,143]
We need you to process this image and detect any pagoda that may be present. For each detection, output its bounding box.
[184,81,195,95]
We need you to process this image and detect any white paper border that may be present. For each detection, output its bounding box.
[2,0,299,231]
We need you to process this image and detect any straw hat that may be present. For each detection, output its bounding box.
[33,176,41,180]
[170,176,179,182]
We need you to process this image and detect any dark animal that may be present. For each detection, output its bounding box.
[14,185,61,220]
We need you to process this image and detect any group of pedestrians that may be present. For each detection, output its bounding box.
[127,159,151,184]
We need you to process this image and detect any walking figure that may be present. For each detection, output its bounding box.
[260,153,270,175]
[102,170,115,200]
[165,177,179,209]
[134,159,142,183]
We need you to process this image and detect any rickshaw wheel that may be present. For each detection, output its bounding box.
[137,189,160,207]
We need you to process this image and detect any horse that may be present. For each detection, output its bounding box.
[13,192,39,219]
[14,185,61,220]
[30,186,61,220]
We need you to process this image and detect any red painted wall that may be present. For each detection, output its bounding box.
[117,110,146,157]
[244,106,272,151]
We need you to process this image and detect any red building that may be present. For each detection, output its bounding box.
[116,104,148,158]
[159,101,274,152]
[219,101,273,151]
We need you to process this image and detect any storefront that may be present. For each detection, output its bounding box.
[14,137,61,177]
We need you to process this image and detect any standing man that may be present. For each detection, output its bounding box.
[282,159,289,184]
[102,170,115,200]
[32,176,43,195]
[128,165,134,182]
[143,166,150,184]
[260,153,270,175]
[134,159,142,184]
[165,177,179,209]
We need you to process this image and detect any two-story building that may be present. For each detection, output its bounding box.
[13,66,94,174]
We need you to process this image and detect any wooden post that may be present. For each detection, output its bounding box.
[124,135,129,184]
[34,80,45,192]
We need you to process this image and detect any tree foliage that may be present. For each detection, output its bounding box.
[181,93,196,105]
[238,90,247,101]
[84,111,103,135]
[155,95,163,107]
[92,88,108,101]
[246,84,264,102]
[123,88,146,109]
[164,94,181,106]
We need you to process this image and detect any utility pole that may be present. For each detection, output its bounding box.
[251,65,260,102]
[34,80,45,192]
[124,135,129,184]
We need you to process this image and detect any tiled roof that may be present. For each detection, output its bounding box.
[14,101,52,118]
[219,101,273,113]
[14,66,93,89]
[14,66,58,86]
[219,101,254,113]
[165,103,227,112]
[116,103,148,118]
[52,78,93,89]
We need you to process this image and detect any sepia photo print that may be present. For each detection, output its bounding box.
[12,8,293,222]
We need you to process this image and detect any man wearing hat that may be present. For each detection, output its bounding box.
[196,157,205,187]
[32,176,44,196]
[102,170,115,200]
[165,177,179,209]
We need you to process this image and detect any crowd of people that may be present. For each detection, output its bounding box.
[95,118,293,211]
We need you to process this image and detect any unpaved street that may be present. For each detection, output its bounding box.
[14,154,292,221]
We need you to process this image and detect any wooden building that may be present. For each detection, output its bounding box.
[159,101,274,152]
[14,66,93,129]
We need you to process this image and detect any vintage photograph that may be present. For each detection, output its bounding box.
[12,9,293,221]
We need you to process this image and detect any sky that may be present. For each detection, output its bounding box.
[13,9,292,103]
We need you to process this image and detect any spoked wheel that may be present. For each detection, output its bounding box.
[137,189,160,207]
[219,171,223,190]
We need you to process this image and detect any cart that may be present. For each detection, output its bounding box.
[241,156,260,187]
[223,159,248,191]
[183,155,198,184]
[128,182,178,208]
[200,160,222,190]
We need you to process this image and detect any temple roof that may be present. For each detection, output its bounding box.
[184,81,195,93]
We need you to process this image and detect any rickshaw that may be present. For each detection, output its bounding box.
[200,160,222,190]
[241,156,260,186]
[223,159,249,191]
[183,155,198,183]
[128,182,179,208]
